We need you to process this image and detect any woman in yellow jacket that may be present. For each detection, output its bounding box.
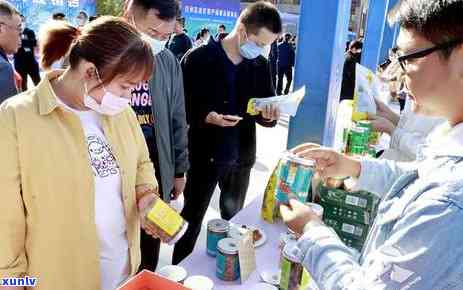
[0,17,162,290]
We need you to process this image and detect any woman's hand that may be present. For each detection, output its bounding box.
[137,194,164,240]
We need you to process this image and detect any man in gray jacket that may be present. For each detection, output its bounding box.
[0,0,21,103]
[124,0,189,272]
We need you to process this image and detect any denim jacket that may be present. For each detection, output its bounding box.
[294,123,463,290]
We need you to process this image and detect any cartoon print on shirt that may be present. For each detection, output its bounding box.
[87,134,119,177]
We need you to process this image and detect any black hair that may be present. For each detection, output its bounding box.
[219,24,226,30]
[0,0,19,18]
[52,12,65,19]
[284,33,292,41]
[218,32,228,41]
[349,39,363,51]
[199,27,209,38]
[389,0,463,57]
[130,0,179,21]
[89,15,98,22]
[239,1,282,35]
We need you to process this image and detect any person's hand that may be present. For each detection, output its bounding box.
[280,199,322,236]
[137,194,163,239]
[205,111,241,127]
[261,104,280,121]
[171,176,186,200]
[368,114,395,135]
[375,98,399,126]
[292,143,361,180]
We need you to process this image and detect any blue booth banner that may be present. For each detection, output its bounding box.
[10,0,96,34]
[182,0,240,38]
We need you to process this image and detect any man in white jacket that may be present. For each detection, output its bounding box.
[281,1,463,289]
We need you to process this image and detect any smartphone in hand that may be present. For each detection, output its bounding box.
[223,115,243,122]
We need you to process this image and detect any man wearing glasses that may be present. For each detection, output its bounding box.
[278,1,463,289]
[123,0,189,272]
[0,0,20,103]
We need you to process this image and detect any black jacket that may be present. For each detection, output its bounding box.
[167,33,193,61]
[182,39,276,167]
[14,28,38,67]
[277,41,295,68]
[340,51,361,101]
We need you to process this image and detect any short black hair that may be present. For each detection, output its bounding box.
[0,0,19,18]
[389,0,463,57]
[130,0,179,21]
[89,15,98,22]
[52,12,65,19]
[284,33,291,41]
[239,1,282,35]
[219,24,226,30]
[199,27,209,37]
[349,39,363,51]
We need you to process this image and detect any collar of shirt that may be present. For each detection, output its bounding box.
[417,122,463,177]
[37,70,65,115]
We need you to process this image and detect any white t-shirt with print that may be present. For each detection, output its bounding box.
[59,100,130,290]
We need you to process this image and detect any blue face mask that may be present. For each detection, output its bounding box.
[239,31,264,59]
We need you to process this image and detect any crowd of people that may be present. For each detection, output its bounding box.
[1,0,463,290]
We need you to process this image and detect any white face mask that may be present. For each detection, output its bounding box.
[239,31,265,60]
[147,36,167,55]
[83,71,130,116]
[132,17,167,56]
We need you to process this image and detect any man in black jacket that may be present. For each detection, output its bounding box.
[340,39,363,101]
[277,33,295,95]
[166,16,192,61]
[173,1,282,264]
[14,15,40,91]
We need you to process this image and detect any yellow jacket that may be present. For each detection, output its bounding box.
[0,71,157,289]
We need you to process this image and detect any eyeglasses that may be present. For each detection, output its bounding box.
[390,39,463,72]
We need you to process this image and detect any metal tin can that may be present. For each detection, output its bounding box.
[356,120,372,134]
[348,144,366,156]
[207,219,229,256]
[216,238,240,281]
[145,197,188,245]
[349,127,368,146]
[157,265,187,284]
[277,154,315,203]
[279,241,311,290]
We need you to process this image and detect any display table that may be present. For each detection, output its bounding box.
[180,196,318,289]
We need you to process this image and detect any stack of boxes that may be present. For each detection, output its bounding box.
[317,185,380,252]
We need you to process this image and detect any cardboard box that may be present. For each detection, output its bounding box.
[339,235,365,252]
[324,217,370,242]
[117,270,189,290]
[318,185,380,215]
[321,201,372,225]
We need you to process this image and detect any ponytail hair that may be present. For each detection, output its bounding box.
[39,20,80,70]
[38,16,154,86]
